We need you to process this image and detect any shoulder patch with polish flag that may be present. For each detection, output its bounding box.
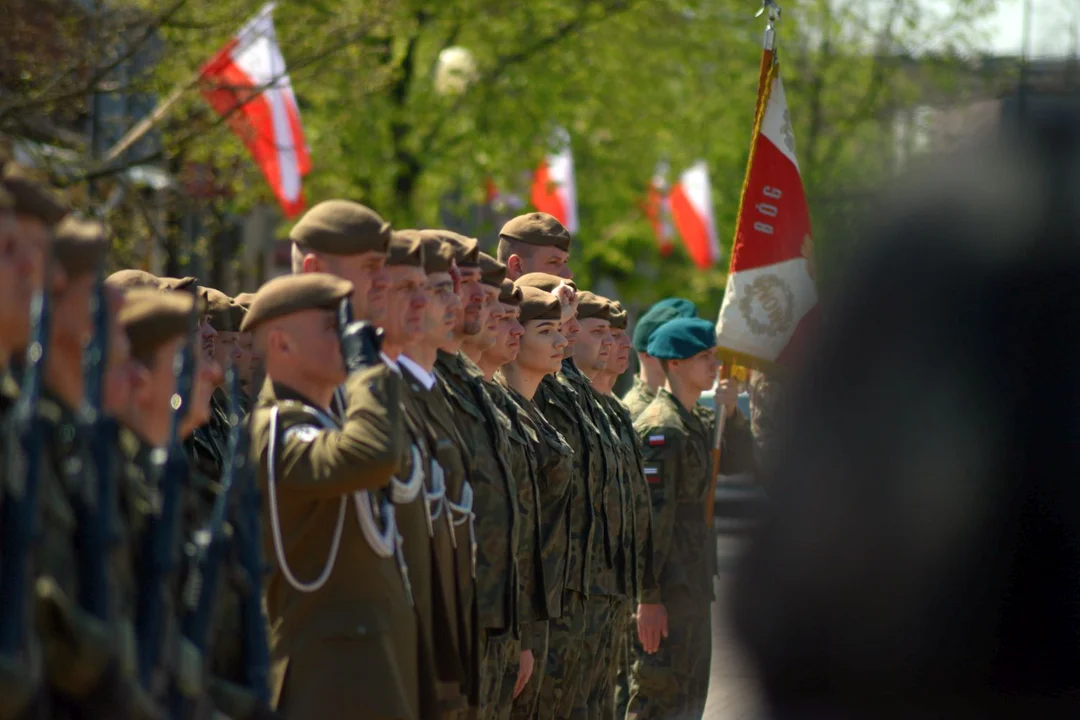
[643,466,661,484]
[648,434,665,447]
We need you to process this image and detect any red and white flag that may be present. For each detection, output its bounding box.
[531,128,578,233]
[643,162,675,256]
[200,3,310,218]
[716,54,818,366]
[670,161,720,269]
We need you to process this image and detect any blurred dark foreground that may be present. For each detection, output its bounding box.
[730,99,1080,719]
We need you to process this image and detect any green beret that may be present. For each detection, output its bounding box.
[241,273,353,333]
[631,299,698,353]
[1,168,68,225]
[499,278,522,306]
[106,269,161,291]
[576,291,613,322]
[646,317,716,360]
[609,301,628,330]
[387,230,423,267]
[422,229,478,267]
[499,212,571,252]
[420,234,454,275]
[159,276,198,292]
[650,297,698,317]
[53,216,108,280]
[199,287,240,332]
[232,292,255,310]
[515,273,576,294]
[290,200,391,256]
[120,289,197,363]
[518,286,562,323]
[478,252,507,288]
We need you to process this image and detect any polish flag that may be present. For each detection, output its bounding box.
[669,162,720,269]
[715,55,818,366]
[200,3,310,218]
[531,128,578,233]
[643,162,675,256]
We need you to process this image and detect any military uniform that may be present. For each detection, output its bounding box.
[435,350,521,720]
[399,356,477,715]
[620,377,656,423]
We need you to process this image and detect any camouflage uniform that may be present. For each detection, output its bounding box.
[749,371,783,474]
[597,393,655,720]
[620,377,656,423]
[628,390,753,720]
[436,351,521,720]
[532,360,601,720]
[400,358,477,716]
[562,363,630,720]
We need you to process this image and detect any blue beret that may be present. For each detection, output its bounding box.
[631,298,699,353]
[647,317,717,360]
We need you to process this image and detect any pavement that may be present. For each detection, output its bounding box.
[703,535,764,720]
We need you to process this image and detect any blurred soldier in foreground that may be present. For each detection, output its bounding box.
[732,106,1080,718]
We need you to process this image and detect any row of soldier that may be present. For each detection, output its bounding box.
[0,164,755,720]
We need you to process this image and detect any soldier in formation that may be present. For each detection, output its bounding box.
[0,154,758,720]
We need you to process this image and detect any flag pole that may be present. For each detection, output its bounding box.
[100,71,204,166]
[706,0,781,527]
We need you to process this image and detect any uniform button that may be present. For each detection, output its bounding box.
[356,625,368,636]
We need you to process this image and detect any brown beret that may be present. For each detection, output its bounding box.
[53,216,108,280]
[120,289,197,363]
[1,168,67,225]
[518,286,563,324]
[420,234,454,275]
[515,273,577,294]
[609,300,628,330]
[576,291,613,322]
[478,252,507,288]
[232,292,255,310]
[499,212,571,252]
[387,230,423,268]
[499,278,522,306]
[290,200,391,256]
[422,229,478,267]
[241,273,354,333]
[199,287,242,332]
[106,269,161,291]
[159,276,198,292]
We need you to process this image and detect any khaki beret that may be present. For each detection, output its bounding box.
[241,273,354,333]
[199,287,243,332]
[120,289,197,363]
[159,276,198,292]
[387,230,423,268]
[232,292,255,310]
[290,200,391,256]
[518,286,563,324]
[106,269,161,291]
[422,229,479,267]
[515,273,577,294]
[499,278,522,306]
[478,252,507,288]
[499,212,571,252]
[609,300,628,330]
[576,291,613,322]
[420,234,454,275]
[1,168,68,225]
[53,216,108,280]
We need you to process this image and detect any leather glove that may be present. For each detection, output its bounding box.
[338,297,382,373]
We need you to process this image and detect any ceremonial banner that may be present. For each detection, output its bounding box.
[670,161,721,269]
[200,3,310,218]
[644,161,675,256]
[715,54,818,366]
[531,127,578,233]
